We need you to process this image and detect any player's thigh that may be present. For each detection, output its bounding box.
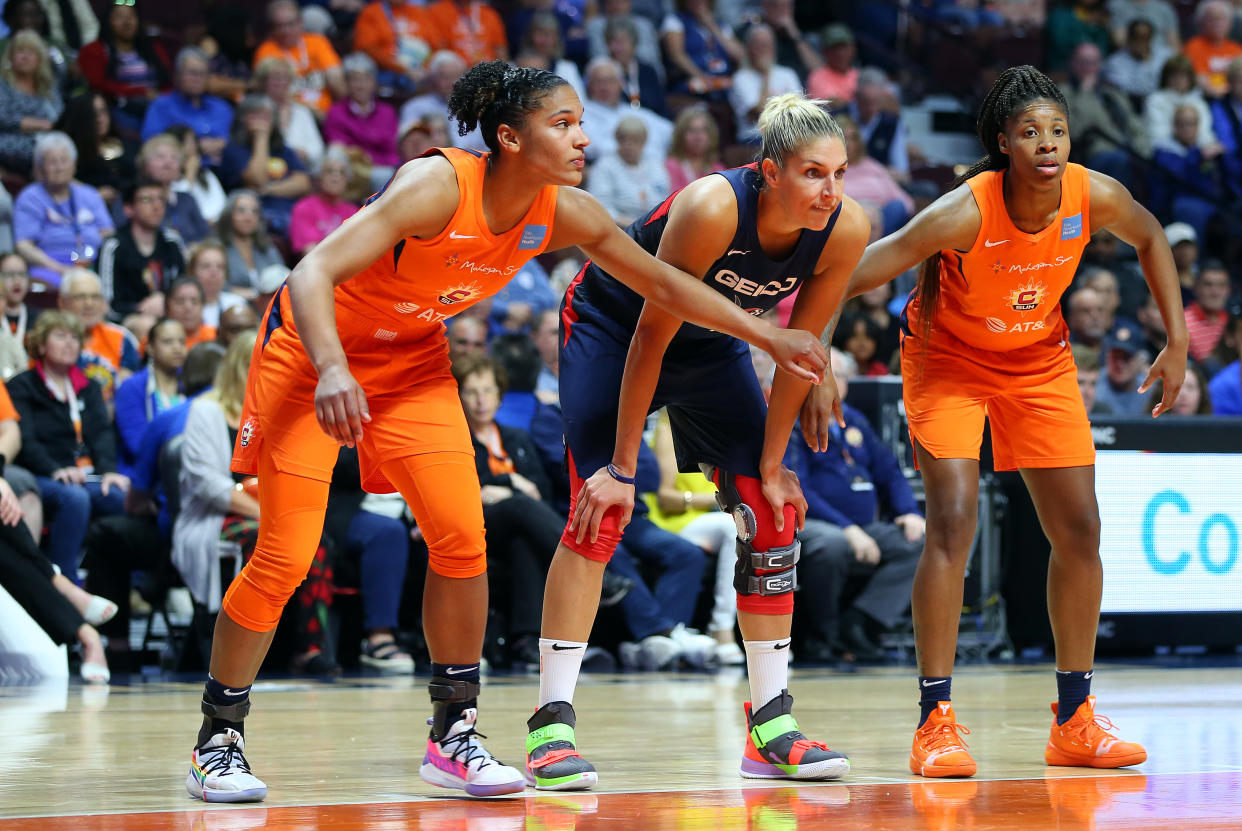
[987,359,1095,471]
[381,450,487,579]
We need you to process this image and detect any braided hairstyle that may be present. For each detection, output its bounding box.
[448,60,569,154]
[914,65,1069,341]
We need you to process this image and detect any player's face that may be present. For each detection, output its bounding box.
[999,101,1070,186]
[521,85,589,186]
[769,136,847,231]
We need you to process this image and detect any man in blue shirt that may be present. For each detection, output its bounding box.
[141,47,233,165]
[1209,357,1242,415]
[790,349,924,663]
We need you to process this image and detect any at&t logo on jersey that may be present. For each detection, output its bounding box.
[438,282,483,306]
[986,316,1046,335]
[1008,281,1047,311]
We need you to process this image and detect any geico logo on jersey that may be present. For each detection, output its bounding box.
[713,269,798,297]
[437,282,483,305]
[985,317,1046,334]
[1008,281,1047,311]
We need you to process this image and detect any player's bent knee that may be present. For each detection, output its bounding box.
[558,526,621,563]
[427,546,487,579]
[221,571,296,632]
[712,468,798,616]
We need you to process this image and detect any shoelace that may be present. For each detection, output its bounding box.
[528,747,583,769]
[199,741,252,777]
[1067,713,1119,743]
[440,725,495,771]
[927,720,971,752]
[790,738,831,755]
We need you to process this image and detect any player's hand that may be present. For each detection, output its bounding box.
[314,363,371,446]
[571,465,634,545]
[481,484,513,505]
[843,525,881,565]
[100,472,130,496]
[895,513,926,543]
[766,327,826,384]
[509,472,542,501]
[1138,344,1185,417]
[760,464,806,534]
[0,477,22,526]
[800,373,845,452]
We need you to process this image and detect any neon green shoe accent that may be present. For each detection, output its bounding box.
[750,713,800,749]
[531,769,589,787]
[527,722,577,755]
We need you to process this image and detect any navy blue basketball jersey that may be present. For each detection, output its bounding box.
[563,165,842,354]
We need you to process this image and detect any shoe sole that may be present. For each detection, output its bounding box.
[524,768,599,790]
[185,772,267,803]
[419,762,526,796]
[1044,746,1147,768]
[739,756,851,781]
[908,755,977,778]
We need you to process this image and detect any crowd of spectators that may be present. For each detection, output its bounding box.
[1,0,1241,680]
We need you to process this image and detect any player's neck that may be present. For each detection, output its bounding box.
[1002,171,1061,234]
[755,189,803,258]
[480,160,543,236]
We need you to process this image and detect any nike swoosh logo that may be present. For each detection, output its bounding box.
[221,688,248,696]
[551,643,582,651]
[922,679,947,687]
[983,239,1008,247]
[449,231,478,240]
[1084,671,1093,679]
[727,249,750,256]
[445,667,476,675]
[774,641,791,650]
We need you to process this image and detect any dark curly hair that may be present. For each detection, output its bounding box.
[448,60,569,154]
[914,65,1069,342]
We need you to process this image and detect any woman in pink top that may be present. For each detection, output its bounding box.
[663,105,724,192]
[288,148,358,255]
[806,23,859,104]
[840,116,913,236]
[323,53,399,189]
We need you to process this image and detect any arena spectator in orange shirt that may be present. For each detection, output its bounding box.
[353,0,443,89]
[1183,0,1242,96]
[425,0,508,65]
[253,0,346,115]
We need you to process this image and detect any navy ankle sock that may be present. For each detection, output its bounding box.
[918,676,952,727]
[432,663,480,723]
[202,675,250,741]
[1056,669,1092,724]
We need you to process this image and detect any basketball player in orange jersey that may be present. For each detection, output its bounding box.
[184,61,828,803]
[846,66,1187,778]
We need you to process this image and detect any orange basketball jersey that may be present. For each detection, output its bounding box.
[278,147,559,359]
[909,163,1091,352]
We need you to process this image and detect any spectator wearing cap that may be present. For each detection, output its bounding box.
[1184,260,1233,362]
[324,54,399,193]
[1094,330,1150,415]
[289,147,358,256]
[1164,221,1200,302]
[806,23,858,104]
[730,23,802,144]
[140,47,233,164]
[397,51,485,153]
[398,112,449,163]
[1208,351,1242,415]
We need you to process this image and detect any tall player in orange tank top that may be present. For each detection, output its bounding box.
[847,66,1188,778]
[184,61,828,803]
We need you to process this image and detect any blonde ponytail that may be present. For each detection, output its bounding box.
[757,93,843,168]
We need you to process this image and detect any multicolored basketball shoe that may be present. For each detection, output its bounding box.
[910,702,977,778]
[420,707,526,796]
[525,701,598,790]
[1045,695,1147,768]
[740,690,850,780]
[186,729,268,803]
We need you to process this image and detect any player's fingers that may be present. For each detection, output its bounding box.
[354,386,372,424]
[794,497,807,531]
[575,499,594,544]
[1136,369,1155,394]
[621,503,633,533]
[342,392,365,443]
[1156,379,1181,418]
[569,486,587,532]
[833,398,845,429]
[330,396,354,446]
[769,495,785,533]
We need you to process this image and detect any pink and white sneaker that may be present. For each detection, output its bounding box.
[419,708,526,796]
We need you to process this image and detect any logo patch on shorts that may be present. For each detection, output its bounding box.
[240,418,256,447]
[374,327,398,341]
[1061,213,1083,240]
[518,224,547,250]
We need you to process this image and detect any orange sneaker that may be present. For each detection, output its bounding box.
[1045,696,1147,768]
[909,702,977,778]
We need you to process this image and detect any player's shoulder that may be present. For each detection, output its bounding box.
[666,173,739,233]
[382,153,461,208]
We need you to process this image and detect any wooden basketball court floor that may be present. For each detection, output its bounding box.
[2,662,1240,830]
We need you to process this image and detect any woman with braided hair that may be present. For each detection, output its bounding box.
[848,65,1187,777]
[182,60,827,802]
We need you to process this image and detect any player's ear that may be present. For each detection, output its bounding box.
[496,123,521,155]
[997,132,1009,156]
[760,157,780,187]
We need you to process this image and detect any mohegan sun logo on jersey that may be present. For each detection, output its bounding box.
[438,282,483,306]
[1008,280,1047,312]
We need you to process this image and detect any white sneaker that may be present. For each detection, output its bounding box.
[714,640,745,665]
[667,623,718,669]
[619,634,679,670]
[419,708,525,796]
[187,729,267,803]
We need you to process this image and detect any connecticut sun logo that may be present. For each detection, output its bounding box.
[438,282,483,306]
[1008,281,1047,312]
[240,418,256,448]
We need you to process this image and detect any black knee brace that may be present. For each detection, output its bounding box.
[705,466,800,597]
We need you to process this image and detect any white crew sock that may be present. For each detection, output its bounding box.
[538,638,588,707]
[744,638,791,710]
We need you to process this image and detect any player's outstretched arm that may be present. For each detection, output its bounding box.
[1090,170,1188,416]
[286,155,460,446]
[844,184,982,301]
[548,186,826,384]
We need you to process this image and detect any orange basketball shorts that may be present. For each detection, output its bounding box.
[899,328,1095,471]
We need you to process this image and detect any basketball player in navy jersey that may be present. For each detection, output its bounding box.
[525,93,870,789]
